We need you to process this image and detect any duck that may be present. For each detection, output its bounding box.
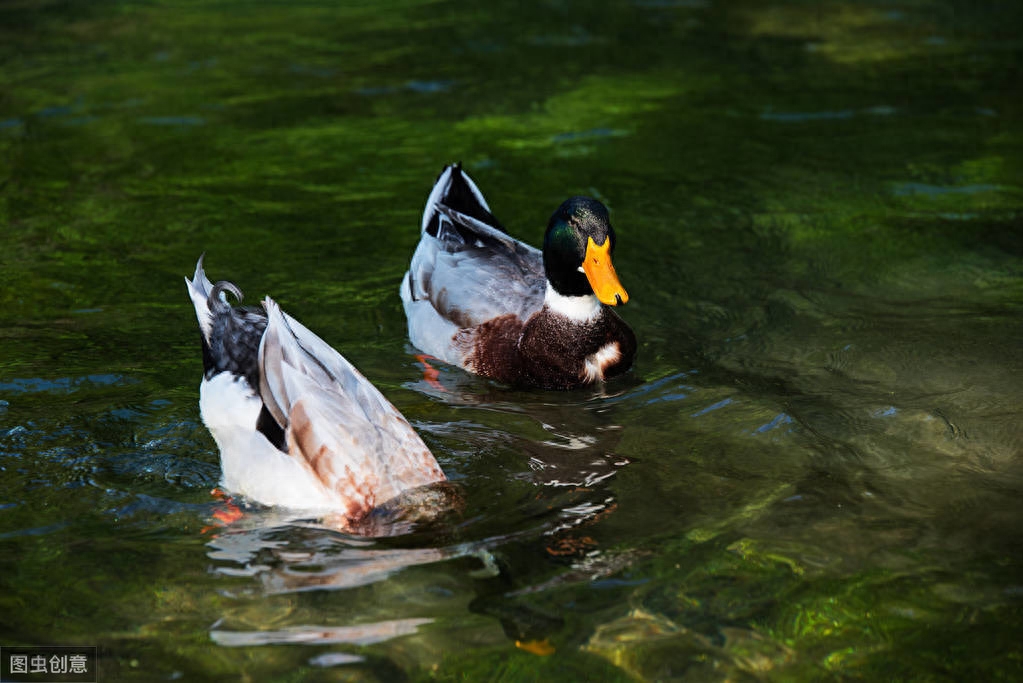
[185,256,447,531]
[400,164,636,390]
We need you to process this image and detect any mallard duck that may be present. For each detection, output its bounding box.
[400,164,636,390]
[186,256,446,529]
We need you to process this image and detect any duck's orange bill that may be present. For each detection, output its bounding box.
[582,236,629,306]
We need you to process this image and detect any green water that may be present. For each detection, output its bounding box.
[2,0,1022,680]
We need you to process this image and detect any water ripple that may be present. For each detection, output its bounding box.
[0,374,135,395]
[690,397,735,417]
[138,116,206,126]
[892,182,1002,197]
[760,105,897,122]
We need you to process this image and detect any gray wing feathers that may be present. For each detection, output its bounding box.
[259,298,399,425]
[435,204,518,251]
[259,298,445,505]
[410,167,546,330]
[406,236,545,328]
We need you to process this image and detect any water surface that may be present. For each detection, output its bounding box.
[2,0,1022,680]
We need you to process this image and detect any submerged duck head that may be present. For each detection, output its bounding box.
[542,197,629,305]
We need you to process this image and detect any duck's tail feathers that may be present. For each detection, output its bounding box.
[185,253,216,341]
[422,163,510,244]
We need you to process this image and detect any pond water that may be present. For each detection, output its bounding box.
[2,0,1022,680]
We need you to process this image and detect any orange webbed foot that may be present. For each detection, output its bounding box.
[415,353,445,391]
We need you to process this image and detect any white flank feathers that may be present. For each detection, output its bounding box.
[582,342,622,384]
[400,272,465,366]
[200,373,339,511]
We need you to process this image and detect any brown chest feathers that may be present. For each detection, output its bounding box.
[459,307,636,390]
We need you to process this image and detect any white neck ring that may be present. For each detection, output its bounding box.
[544,282,601,322]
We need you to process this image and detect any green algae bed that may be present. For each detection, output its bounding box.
[1,0,1022,680]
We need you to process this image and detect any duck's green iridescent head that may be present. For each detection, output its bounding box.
[542,197,629,305]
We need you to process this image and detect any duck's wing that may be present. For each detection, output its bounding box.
[404,164,546,332]
[258,297,445,521]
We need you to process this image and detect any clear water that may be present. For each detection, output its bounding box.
[2,0,1022,680]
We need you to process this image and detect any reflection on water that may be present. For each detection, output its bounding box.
[211,619,435,648]
[205,515,501,593]
[201,484,636,665]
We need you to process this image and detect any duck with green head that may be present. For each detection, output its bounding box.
[400,164,636,390]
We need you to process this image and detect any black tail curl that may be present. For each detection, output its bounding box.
[210,280,244,312]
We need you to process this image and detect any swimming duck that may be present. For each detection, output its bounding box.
[186,256,446,529]
[401,164,636,390]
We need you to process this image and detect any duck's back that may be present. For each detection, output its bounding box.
[401,165,546,362]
